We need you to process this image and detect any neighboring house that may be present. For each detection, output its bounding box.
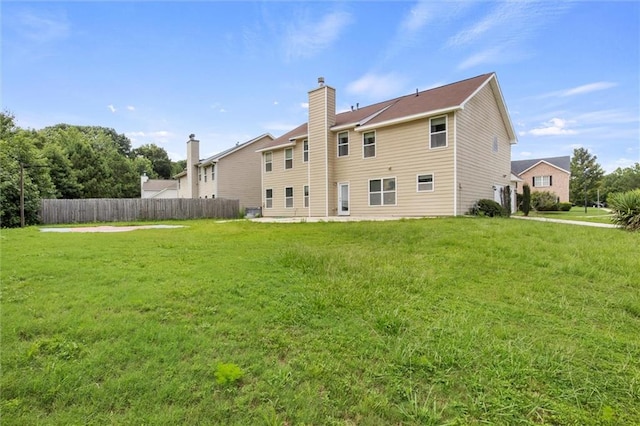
[511,156,571,202]
[174,133,274,208]
[258,73,517,217]
[140,174,178,198]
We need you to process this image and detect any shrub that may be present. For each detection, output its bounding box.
[532,191,559,211]
[214,362,244,386]
[472,199,505,217]
[558,202,573,211]
[522,184,531,216]
[608,189,640,231]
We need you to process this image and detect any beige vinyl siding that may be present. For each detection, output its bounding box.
[197,165,216,198]
[261,142,309,216]
[456,82,512,214]
[176,175,188,198]
[335,115,455,216]
[215,135,272,208]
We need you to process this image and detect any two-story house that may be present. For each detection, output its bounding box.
[175,133,274,208]
[258,73,517,217]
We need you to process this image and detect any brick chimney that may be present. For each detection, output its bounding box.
[307,77,336,216]
[186,134,200,198]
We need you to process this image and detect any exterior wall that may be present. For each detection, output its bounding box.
[517,164,570,202]
[332,116,455,216]
[176,174,188,198]
[217,135,273,208]
[456,82,512,215]
[142,189,178,199]
[261,142,309,216]
[196,164,216,199]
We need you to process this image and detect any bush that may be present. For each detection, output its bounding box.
[214,362,244,386]
[470,199,505,217]
[558,202,573,211]
[532,191,559,211]
[608,189,640,231]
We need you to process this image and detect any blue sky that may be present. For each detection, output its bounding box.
[2,1,639,172]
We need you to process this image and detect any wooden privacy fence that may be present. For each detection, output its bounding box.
[40,198,239,224]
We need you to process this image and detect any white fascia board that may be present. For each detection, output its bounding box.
[519,160,570,176]
[288,134,308,141]
[255,141,296,153]
[353,106,461,132]
[331,122,358,132]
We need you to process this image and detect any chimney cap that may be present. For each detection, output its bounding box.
[189,133,196,140]
[318,76,325,86]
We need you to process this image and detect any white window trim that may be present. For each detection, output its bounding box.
[284,148,294,170]
[265,152,273,173]
[368,176,397,207]
[363,131,376,159]
[337,131,349,158]
[416,173,435,192]
[534,176,551,187]
[284,186,294,208]
[302,140,309,163]
[429,115,448,149]
[265,188,273,209]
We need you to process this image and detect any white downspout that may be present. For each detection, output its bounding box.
[453,112,458,216]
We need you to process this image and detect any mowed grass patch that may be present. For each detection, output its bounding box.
[522,206,614,224]
[1,218,639,425]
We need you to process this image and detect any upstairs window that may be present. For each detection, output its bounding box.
[211,164,215,180]
[417,174,434,192]
[363,131,376,158]
[285,148,293,169]
[430,116,447,148]
[203,166,207,182]
[198,168,202,181]
[303,140,309,163]
[338,132,349,157]
[369,177,396,206]
[533,176,552,187]
[265,152,273,172]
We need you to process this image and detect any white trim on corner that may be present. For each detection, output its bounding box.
[324,87,329,217]
[453,111,458,216]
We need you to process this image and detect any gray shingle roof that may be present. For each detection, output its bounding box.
[511,156,571,175]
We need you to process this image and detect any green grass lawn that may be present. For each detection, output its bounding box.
[519,207,614,224]
[2,218,639,425]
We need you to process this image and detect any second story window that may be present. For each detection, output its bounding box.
[211,164,215,180]
[363,131,375,158]
[203,166,207,182]
[303,140,309,163]
[285,148,293,169]
[430,116,447,148]
[338,132,349,157]
[533,176,552,187]
[265,152,272,172]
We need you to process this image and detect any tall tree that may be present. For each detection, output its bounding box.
[131,144,172,179]
[570,147,605,205]
[600,163,640,201]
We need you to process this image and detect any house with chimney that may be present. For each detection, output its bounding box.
[174,133,274,208]
[511,156,571,202]
[258,73,517,217]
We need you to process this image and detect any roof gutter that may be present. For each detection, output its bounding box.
[353,106,462,132]
[255,141,296,153]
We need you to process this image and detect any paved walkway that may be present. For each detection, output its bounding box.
[511,216,619,228]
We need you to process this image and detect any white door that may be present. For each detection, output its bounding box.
[338,183,350,216]
[493,184,504,205]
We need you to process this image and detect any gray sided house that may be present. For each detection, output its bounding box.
[175,133,274,209]
[259,73,517,217]
[511,156,571,203]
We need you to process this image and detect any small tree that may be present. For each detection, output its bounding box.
[522,183,531,216]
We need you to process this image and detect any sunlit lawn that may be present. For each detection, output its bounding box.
[1,218,638,424]
[518,206,614,224]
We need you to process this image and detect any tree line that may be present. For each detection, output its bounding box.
[1,112,186,227]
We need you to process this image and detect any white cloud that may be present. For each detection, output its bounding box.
[561,82,618,97]
[346,72,407,100]
[17,10,70,43]
[401,1,433,33]
[457,47,504,70]
[126,105,135,111]
[300,102,309,109]
[107,105,116,113]
[283,10,352,60]
[527,118,577,136]
[273,101,279,105]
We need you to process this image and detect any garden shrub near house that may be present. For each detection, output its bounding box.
[608,188,640,231]
[471,199,506,217]
[531,191,559,211]
[521,183,531,216]
[558,202,572,211]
